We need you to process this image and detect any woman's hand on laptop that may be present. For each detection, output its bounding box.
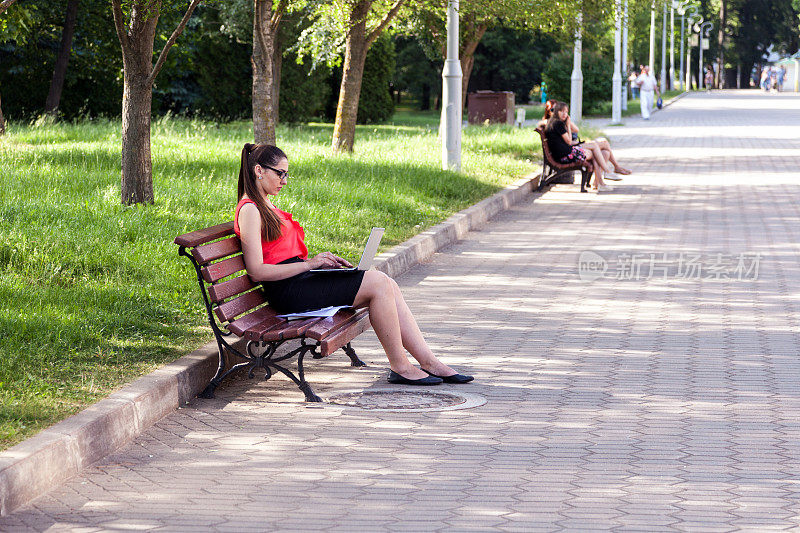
[307,252,353,270]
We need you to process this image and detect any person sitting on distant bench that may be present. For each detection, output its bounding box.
[544,101,616,191]
[540,100,631,178]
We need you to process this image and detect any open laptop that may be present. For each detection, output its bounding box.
[309,227,384,272]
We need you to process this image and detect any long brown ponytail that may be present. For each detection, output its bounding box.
[238,143,288,242]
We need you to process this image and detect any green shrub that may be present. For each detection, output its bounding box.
[279,59,332,123]
[541,50,612,111]
[357,34,396,124]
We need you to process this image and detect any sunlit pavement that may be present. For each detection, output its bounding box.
[4,90,800,531]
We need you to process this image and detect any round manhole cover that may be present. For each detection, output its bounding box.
[327,389,486,412]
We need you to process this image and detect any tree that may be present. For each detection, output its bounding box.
[469,27,559,103]
[111,0,202,205]
[0,0,23,135]
[298,0,405,153]
[45,0,80,116]
[404,0,599,110]
[0,0,19,15]
[252,0,288,144]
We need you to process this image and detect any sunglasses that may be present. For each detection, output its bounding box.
[261,165,291,181]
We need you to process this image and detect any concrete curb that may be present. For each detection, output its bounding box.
[657,90,690,111]
[0,171,541,517]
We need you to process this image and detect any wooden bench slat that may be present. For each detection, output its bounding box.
[208,274,257,304]
[319,314,371,357]
[201,255,245,283]
[229,308,283,337]
[175,222,235,248]
[192,236,242,265]
[255,317,324,342]
[214,290,266,323]
[304,308,370,341]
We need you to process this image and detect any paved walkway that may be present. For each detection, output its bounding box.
[4,90,800,531]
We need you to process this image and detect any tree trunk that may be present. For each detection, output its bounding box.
[332,0,371,154]
[272,39,282,126]
[457,24,487,110]
[121,73,154,204]
[45,0,80,116]
[0,90,5,136]
[252,0,277,144]
[460,54,475,110]
[119,4,158,205]
[716,0,726,88]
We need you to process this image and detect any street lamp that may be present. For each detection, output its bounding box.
[570,14,583,121]
[685,10,701,90]
[698,21,713,89]
[441,0,461,171]
[660,1,667,92]
[612,0,622,123]
[649,1,656,72]
[679,5,698,91]
[670,1,690,90]
[622,0,629,110]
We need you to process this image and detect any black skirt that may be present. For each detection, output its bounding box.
[261,257,366,313]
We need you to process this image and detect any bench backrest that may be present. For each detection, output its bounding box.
[174,222,274,328]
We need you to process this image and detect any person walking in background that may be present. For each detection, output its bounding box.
[635,65,659,120]
[704,66,714,91]
[761,68,771,91]
[628,65,642,100]
[777,66,786,92]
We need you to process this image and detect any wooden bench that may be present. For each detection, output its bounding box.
[535,125,594,193]
[174,222,371,402]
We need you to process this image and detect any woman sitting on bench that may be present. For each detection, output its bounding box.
[545,101,618,191]
[541,100,631,178]
[234,143,473,386]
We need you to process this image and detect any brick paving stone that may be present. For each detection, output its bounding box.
[3,91,800,531]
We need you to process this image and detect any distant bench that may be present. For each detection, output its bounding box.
[534,125,594,193]
[174,222,371,402]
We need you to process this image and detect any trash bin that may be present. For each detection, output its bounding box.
[467,91,515,125]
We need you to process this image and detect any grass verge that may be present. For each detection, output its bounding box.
[0,110,541,449]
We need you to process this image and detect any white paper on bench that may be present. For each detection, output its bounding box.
[277,305,351,321]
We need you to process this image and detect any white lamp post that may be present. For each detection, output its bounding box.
[649,2,656,71]
[612,0,622,124]
[670,2,676,89]
[441,0,461,171]
[672,1,691,90]
[622,0,629,110]
[699,21,713,89]
[683,8,699,90]
[570,14,583,121]
[660,1,668,92]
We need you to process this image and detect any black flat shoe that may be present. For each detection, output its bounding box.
[423,370,474,384]
[388,370,443,386]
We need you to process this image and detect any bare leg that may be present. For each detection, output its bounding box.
[595,138,630,173]
[583,142,612,174]
[389,278,455,376]
[352,270,455,379]
[583,150,605,187]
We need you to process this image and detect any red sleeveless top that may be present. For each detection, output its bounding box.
[233,198,309,265]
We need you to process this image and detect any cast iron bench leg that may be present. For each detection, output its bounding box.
[342,343,367,367]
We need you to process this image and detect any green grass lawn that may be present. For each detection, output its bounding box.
[0,110,542,449]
